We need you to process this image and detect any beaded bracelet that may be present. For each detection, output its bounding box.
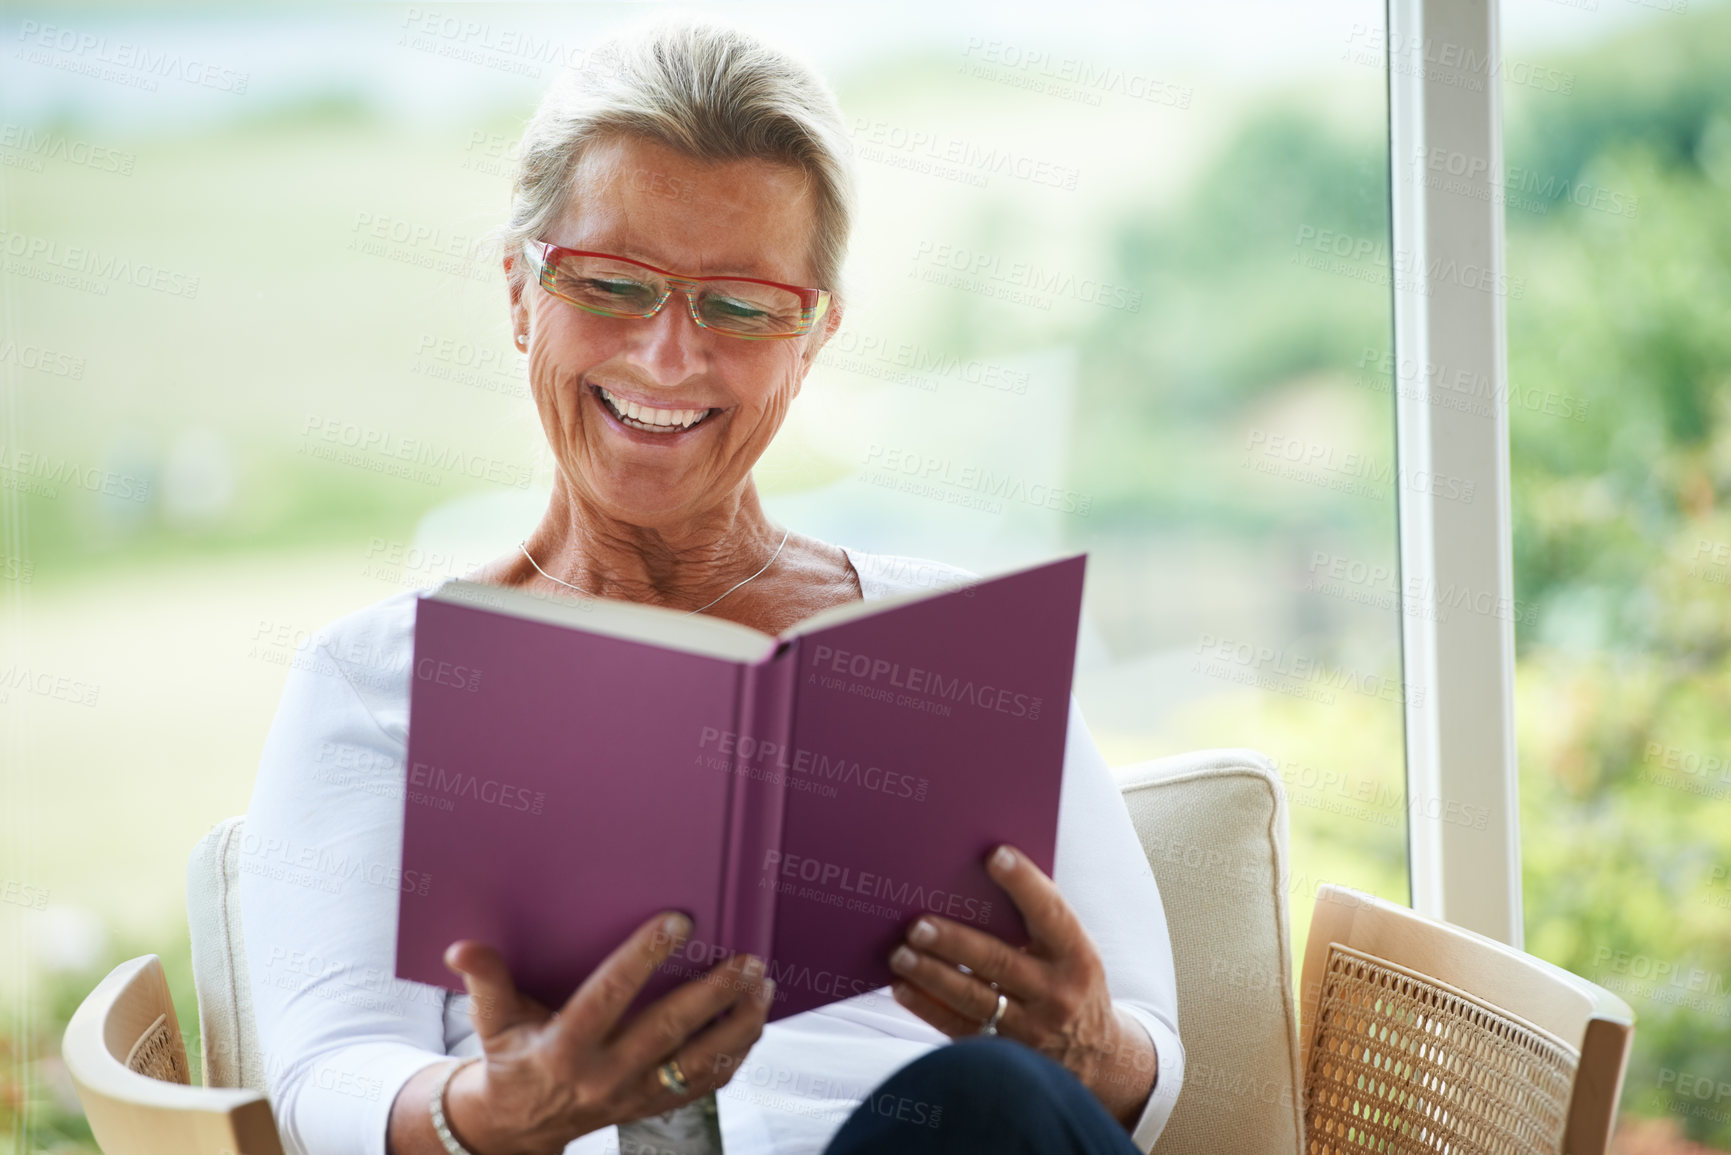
[430,1057,483,1155]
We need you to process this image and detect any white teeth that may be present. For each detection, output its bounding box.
[596,387,708,432]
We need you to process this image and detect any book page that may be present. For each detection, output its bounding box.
[777,552,1082,640]
[431,578,776,664]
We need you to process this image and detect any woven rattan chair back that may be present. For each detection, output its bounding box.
[62,955,284,1155]
[1300,886,1634,1155]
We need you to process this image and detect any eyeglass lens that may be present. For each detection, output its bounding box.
[545,252,810,337]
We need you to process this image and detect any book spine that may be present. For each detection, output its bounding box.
[715,642,798,963]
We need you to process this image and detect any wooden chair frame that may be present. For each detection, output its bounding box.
[62,954,284,1155]
[1300,885,1634,1155]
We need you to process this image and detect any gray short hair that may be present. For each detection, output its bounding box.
[498,20,855,300]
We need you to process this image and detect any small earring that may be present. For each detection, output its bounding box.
[515,333,528,347]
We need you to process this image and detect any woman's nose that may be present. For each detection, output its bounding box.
[626,292,708,384]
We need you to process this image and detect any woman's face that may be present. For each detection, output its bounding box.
[508,135,839,530]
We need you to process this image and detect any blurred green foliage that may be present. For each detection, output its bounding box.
[1500,9,1731,1148]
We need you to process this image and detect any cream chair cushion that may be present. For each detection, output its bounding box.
[186,816,265,1091]
[1117,749,1303,1155]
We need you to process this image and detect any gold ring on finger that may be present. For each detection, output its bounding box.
[657,1058,691,1096]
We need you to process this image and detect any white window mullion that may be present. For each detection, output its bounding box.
[1387,0,1524,947]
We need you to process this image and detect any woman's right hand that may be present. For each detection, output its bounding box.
[417,911,774,1155]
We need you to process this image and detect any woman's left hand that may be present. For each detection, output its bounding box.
[887,844,1158,1127]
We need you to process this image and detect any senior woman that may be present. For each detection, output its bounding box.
[239,20,1182,1155]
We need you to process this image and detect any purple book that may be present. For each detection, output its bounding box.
[396,553,1086,1022]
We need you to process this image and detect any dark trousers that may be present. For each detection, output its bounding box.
[821,1037,1145,1155]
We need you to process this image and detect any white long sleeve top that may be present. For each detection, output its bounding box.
[237,545,1184,1155]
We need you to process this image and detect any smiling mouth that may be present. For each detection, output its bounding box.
[592,385,718,434]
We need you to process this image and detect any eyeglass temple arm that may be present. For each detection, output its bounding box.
[520,240,552,280]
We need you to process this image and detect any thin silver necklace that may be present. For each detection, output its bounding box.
[518,526,792,617]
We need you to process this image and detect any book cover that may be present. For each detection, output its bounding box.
[395,553,1086,1022]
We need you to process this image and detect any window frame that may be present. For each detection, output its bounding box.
[1386,0,1525,946]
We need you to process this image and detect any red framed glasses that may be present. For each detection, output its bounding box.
[523,242,831,340]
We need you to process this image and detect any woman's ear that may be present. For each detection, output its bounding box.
[504,253,530,345]
[798,297,844,374]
